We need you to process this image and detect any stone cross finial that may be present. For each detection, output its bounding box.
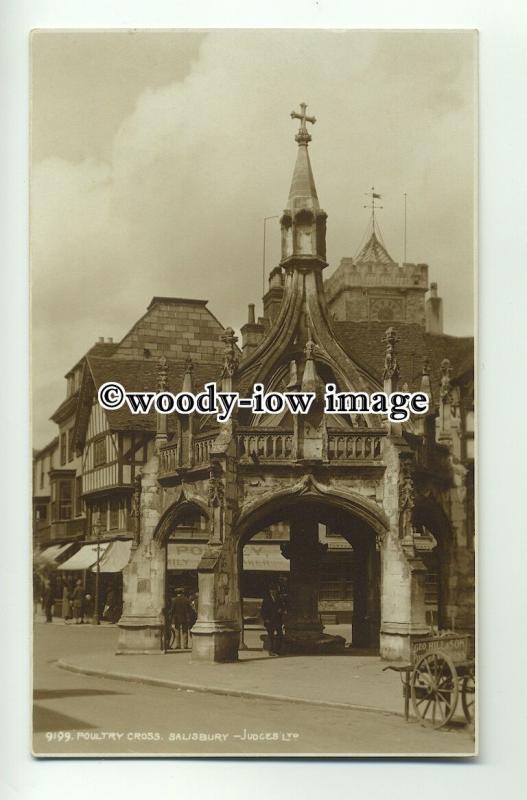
[291,102,316,145]
[157,355,168,392]
[383,327,399,382]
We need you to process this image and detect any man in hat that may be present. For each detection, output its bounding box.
[169,588,194,650]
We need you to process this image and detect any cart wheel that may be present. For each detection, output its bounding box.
[461,671,475,724]
[410,651,459,729]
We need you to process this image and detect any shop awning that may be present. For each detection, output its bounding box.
[34,542,76,568]
[58,542,110,570]
[91,540,133,573]
[167,543,290,572]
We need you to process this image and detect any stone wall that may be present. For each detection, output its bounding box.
[115,298,227,363]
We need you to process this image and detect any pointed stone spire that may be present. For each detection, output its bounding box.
[420,355,433,405]
[182,357,194,394]
[440,358,452,402]
[287,104,319,211]
[280,103,327,264]
[383,327,399,394]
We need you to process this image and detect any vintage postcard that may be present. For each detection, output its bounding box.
[31,29,477,757]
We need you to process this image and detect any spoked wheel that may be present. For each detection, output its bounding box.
[461,671,475,724]
[411,651,459,729]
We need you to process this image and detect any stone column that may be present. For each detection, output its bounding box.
[379,444,429,661]
[281,513,345,653]
[192,536,241,662]
[191,327,242,662]
[117,455,165,654]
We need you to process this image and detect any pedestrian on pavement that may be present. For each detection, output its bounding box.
[71,578,84,624]
[42,578,54,623]
[261,586,285,655]
[169,588,193,650]
[62,579,72,623]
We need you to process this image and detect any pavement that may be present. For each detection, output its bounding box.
[33,622,475,756]
[41,619,468,722]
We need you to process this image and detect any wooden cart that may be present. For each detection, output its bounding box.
[384,633,475,729]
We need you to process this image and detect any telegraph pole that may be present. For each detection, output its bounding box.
[403,192,407,263]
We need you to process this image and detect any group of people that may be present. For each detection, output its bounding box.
[35,574,122,625]
[165,584,287,655]
[36,576,87,623]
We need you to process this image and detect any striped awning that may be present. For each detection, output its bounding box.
[91,540,133,573]
[33,542,76,568]
[58,542,110,571]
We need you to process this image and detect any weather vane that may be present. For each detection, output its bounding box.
[363,186,383,233]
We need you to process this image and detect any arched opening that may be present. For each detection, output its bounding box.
[236,490,385,653]
[154,499,210,649]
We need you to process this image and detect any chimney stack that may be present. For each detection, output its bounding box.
[425,282,443,334]
[241,303,265,359]
[263,266,285,325]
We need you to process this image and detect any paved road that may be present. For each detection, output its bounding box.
[33,622,475,757]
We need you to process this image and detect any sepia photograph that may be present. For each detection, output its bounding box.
[30,28,477,757]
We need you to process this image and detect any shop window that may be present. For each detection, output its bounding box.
[93,437,107,467]
[35,504,47,521]
[60,433,67,466]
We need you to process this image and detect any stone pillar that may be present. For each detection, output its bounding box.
[117,455,165,653]
[281,514,345,653]
[379,443,429,661]
[190,327,242,663]
[192,536,241,662]
[379,536,428,661]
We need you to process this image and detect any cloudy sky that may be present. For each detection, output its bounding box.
[31,29,476,447]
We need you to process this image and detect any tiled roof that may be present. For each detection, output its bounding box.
[355,231,395,265]
[65,341,118,376]
[86,356,222,432]
[50,390,79,423]
[33,436,59,460]
[333,320,474,405]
